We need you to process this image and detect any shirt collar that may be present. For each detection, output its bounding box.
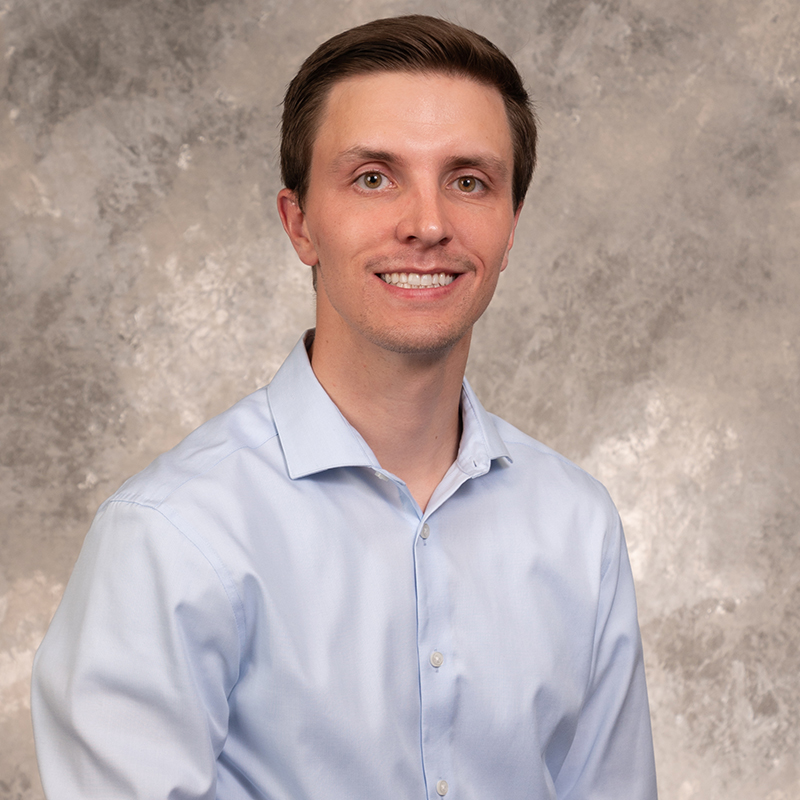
[456,377,512,477]
[268,333,378,479]
[268,331,512,480]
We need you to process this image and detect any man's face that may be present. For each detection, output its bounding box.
[279,70,521,356]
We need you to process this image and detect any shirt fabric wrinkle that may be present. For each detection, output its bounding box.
[32,331,658,800]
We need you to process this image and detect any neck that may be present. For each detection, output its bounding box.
[309,327,469,511]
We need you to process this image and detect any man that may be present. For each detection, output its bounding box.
[32,15,658,799]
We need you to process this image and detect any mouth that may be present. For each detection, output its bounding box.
[378,272,456,289]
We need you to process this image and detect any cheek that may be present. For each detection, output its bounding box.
[460,215,515,261]
[319,212,388,259]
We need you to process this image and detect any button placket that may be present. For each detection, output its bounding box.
[414,514,455,800]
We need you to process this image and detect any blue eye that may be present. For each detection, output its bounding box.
[356,172,385,190]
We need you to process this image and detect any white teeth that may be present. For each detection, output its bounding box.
[379,272,455,289]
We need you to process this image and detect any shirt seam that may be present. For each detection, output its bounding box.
[501,434,611,493]
[116,428,280,508]
[103,497,247,681]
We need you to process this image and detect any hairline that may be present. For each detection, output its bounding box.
[294,65,524,211]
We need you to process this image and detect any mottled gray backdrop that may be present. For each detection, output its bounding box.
[1,0,798,797]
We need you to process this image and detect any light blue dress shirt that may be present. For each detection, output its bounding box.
[32,333,657,799]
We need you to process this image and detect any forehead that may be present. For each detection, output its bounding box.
[310,70,513,165]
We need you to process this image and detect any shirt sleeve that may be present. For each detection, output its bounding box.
[554,508,659,799]
[31,499,243,799]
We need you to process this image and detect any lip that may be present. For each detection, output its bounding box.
[373,272,463,300]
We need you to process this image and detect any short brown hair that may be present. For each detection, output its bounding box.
[280,15,537,211]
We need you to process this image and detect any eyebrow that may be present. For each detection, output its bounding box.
[329,147,511,180]
[329,147,402,173]
[445,154,510,180]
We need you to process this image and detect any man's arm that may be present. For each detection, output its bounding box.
[554,511,658,799]
[31,500,241,799]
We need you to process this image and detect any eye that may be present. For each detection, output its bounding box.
[452,175,485,193]
[355,171,387,190]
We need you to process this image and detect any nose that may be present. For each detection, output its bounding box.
[395,183,453,247]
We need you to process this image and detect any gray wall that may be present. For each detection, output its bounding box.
[1,0,798,797]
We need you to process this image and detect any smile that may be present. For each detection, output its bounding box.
[379,272,455,289]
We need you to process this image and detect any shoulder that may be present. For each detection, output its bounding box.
[489,412,617,515]
[484,414,627,581]
[111,387,279,510]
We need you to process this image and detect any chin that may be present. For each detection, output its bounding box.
[364,324,471,356]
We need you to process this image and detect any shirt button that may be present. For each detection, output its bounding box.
[436,779,449,796]
[420,523,430,539]
[374,470,389,481]
[430,651,444,668]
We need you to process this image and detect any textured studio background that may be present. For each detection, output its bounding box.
[1,0,798,797]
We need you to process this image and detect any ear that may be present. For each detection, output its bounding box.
[277,188,319,266]
[500,203,523,272]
